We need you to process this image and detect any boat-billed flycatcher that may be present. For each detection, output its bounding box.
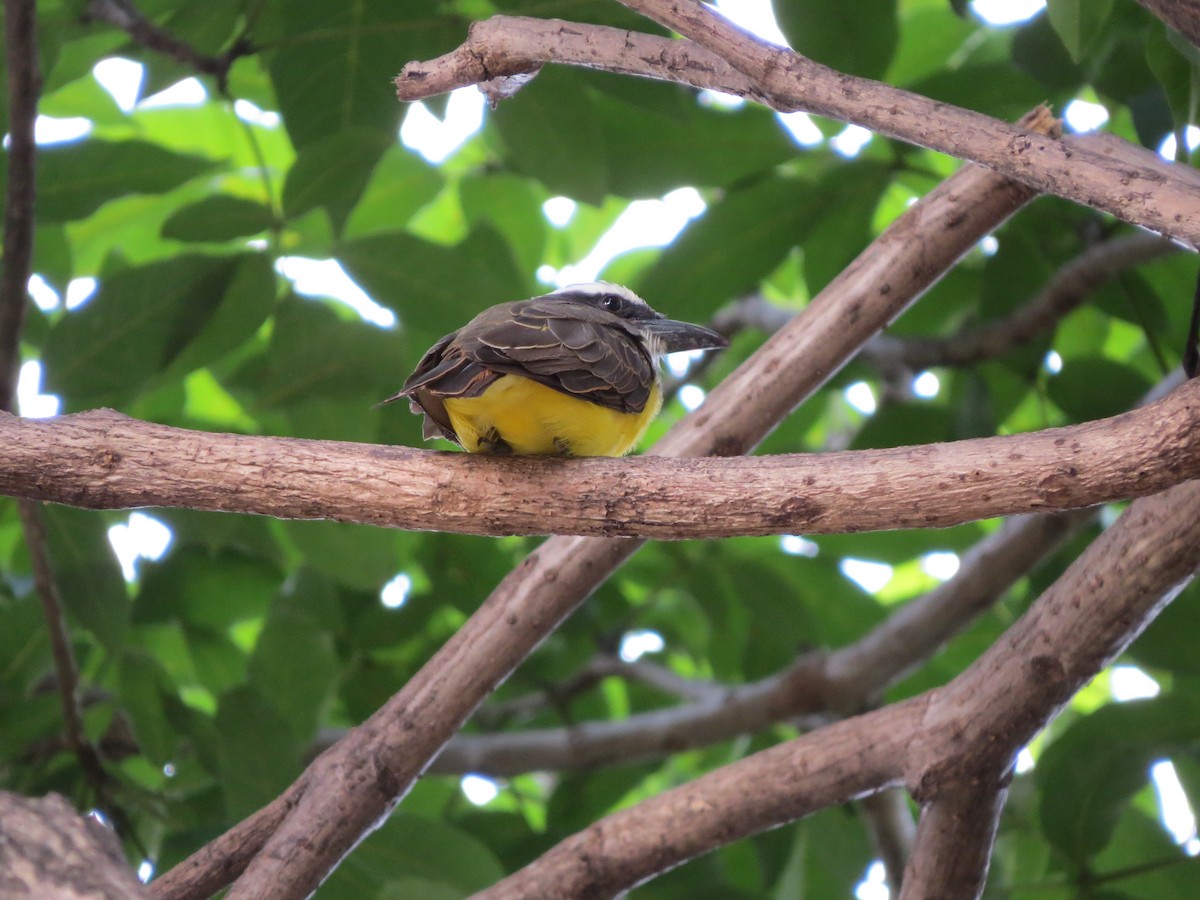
[382,283,727,456]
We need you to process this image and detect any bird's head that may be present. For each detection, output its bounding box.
[545,282,729,356]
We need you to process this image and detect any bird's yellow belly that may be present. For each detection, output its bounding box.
[444,375,662,457]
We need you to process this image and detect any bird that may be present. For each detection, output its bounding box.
[381,282,728,457]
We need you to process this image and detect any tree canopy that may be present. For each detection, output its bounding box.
[2,0,1200,898]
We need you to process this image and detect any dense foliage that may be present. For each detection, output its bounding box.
[3,0,1200,896]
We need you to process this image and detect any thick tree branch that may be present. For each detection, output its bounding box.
[477,479,1200,899]
[396,14,1200,247]
[616,0,1200,246]
[900,785,1006,900]
[171,125,1047,899]
[395,16,770,105]
[0,792,151,899]
[473,703,918,900]
[1134,0,1200,50]
[4,380,1200,536]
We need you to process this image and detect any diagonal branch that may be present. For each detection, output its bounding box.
[396,13,1200,247]
[474,477,1200,899]
[1134,0,1200,50]
[16,503,108,792]
[160,116,1049,900]
[615,0,1200,246]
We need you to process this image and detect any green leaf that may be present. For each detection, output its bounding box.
[492,67,609,204]
[215,685,302,819]
[162,0,244,55]
[459,174,547,276]
[231,296,404,409]
[637,175,809,319]
[910,61,1048,120]
[1046,357,1153,422]
[37,139,215,223]
[776,0,898,79]
[134,546,281,631]
[1036,691,1200,865]
[184,626,249,695]
[0,594,51,693]
[1046,0,1115,62]
[377,879,464,900]
[1147,25,1200,138]
[1131,582,1200,677]
[282,128,393,235]
[283,521,402,592]
[164,254,278,378]
[31,225,73,296]
[593,90,796,196]
[119,649,177,764]
[322,815,505,897]
[266,0,459,148]
[639,166,887,321]
[337,227,530,334]
[41,254,246,407]
[1012,11,1086,95]
[342,146,444,239]
[888,6,977,86]
[247,607,337,740]
[42,506,129,652]
[161,195,275,243]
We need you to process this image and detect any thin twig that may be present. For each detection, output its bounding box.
[0,0,39,410]
[84,0,252,93]
[3,0,111,812]
[859,789,917,893]
[16,502,108,793]
[709,231,1180,377]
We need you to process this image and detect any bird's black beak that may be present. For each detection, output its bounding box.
[640,317,729,353]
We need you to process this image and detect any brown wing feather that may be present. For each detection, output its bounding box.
[379,331,500,445]
[469,299,654,413]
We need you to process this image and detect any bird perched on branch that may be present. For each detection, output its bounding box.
[382,283,727,457]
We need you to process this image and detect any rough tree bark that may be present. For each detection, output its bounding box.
[4,378,1200,537]
[0,792,152,899]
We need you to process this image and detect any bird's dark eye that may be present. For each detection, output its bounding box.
[601,295,621,311]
